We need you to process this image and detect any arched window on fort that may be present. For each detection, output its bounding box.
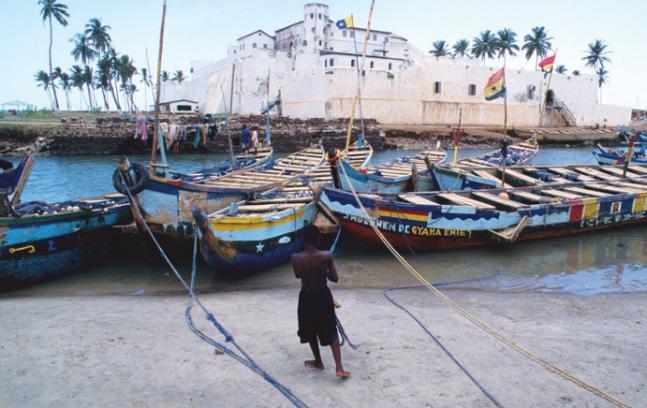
[325,60,327,67]
[343,30,347,37]
[370,61,374,69]
[330,58,334,67]
[468,84,477,96]
[310,13,314,19]
[351,59,355,67]
[434,82,442,94]
[388,62,392,70]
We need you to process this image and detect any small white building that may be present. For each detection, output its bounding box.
[161,2,631,127]
[159,99,199,114]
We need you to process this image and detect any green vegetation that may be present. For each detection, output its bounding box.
[34,2,186,113]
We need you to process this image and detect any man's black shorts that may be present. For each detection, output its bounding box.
[297,287,338,346]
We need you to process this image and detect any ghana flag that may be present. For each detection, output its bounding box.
[484,68,505,101]
[539,54,556,74]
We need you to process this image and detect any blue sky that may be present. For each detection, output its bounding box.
[1,0,646,110]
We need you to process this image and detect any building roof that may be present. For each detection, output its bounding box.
[237,29,275,41]
[160,99,199,105]
[275,20,304,33]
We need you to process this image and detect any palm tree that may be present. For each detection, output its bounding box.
[82,66,95,110]
[105,48,122,110]
[452,39,470,58]
[583,39,611,71]
[116,55,137,111]
[572,70,581,76]
[140,67,151,111]
[471,30,498,64]
[596,67,609,102]
[70,65,86,109]
[58,71,72,110]
[555,65,567,74]
[172,70,186,83]
[35,70,54,108]
[161,71,169,82]
[38,0,69,111]
[429,40,448,58]
[496,28,519,66]
[85,18,112,110]
[71,32,98,109]
[53,67,69,110]
[522,26,553,70]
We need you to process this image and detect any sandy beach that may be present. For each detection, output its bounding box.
[1,287,645,407]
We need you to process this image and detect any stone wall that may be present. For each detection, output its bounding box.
[0,115,383,156]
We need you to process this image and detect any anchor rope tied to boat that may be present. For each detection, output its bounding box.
[337,162,631,408]
[384,265,504,408]
[117,171,309,408]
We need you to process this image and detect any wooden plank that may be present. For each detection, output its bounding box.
[628,165,647,175]
[541,189,582,200]
[438,193,497,210]
[472,170,513,188]
[237,203,304,212]
[252,197,312,204]
[398,194,439,206]
[575,167,619,181]
[510,191,545,203]
[548,167,595,182]
[563,187,610,197]
[598,166,641,178]
[612,182,647,192]
[584,183,637,194]
[471,191,527,210]
[503,168,544,185]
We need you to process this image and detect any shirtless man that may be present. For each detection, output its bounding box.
[292,224,350,379]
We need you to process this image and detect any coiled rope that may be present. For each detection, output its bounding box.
[337,162,631,408]
[118,172,308,408]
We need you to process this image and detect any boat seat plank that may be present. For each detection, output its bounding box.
[510,191,545,203]
[628,165,647,174]
[583,183,637,194]
[438,193,497,210]
[541,189,582,200]
[237,203,305,213]
[563,187,610,197]
[398,194,439,206]
[503,168,544,185]
[472,170,513,188]
[598,166,640,178]
[576,168,619,181]
[549,167,595,182]
[471,191,527,210]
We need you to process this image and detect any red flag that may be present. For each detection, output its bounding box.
[539,54,556,73]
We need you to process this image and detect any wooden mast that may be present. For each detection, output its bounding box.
[538,51,556,127]
[150,0,167,174]
[227,63,237,169]
[345,0,375,151]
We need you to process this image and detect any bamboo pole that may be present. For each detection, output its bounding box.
[345,0,376,152]
[538,52,556,127]
[503,60,508,136]
[349,14,366,138]
[452,108,462,164]
[150,0,167,173]
[227,63,237,169]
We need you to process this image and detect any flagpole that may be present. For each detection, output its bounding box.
[345,0,375,152]
[503,60,508,136]
[150,0,167,173]
[350,14,366,138]
[538,51,557,127]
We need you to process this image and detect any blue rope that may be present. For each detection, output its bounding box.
[327,226,359,349]
[118,171,308,408]
[383,266,504,408]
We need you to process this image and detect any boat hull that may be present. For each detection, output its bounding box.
[195,202,318,272]
[321,187,647,252]
[0,203,131,282]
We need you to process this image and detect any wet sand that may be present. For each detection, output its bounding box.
[1,288,644,407]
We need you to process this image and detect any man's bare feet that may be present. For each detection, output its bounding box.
[336,370,351,379]
[304,360,324,370]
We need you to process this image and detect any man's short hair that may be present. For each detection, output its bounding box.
[303,224,320,245]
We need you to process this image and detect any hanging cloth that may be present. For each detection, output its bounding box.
[135,116,148,141]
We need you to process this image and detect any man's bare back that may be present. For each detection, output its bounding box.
[292,248,338,290]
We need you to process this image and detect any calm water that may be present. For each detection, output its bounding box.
[5,147,646,297]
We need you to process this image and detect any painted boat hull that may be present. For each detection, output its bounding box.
[321,187,647,252]
[339,160,411,194]
[593,146,647,165]
[431,166,498,191]
[194,201,318,272]
[0,200,131,282]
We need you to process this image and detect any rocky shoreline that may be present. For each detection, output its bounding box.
[0,113,623,157]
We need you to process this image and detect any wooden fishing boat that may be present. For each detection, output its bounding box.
[321,174,647,252]
[453,139,539,167]
[593,144,647,165]
[338,147,446,194]
[117,145,319,239]
[432,162,647,191]
[191,144,372,272]
[1,157,132,282]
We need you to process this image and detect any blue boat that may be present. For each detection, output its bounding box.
[593,144,647,165]
[1,157,132,283]
[191,143,373,273]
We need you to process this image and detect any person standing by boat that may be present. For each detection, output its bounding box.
[241,124,251,152]
[292,224,350,379]
[251,126,259,150]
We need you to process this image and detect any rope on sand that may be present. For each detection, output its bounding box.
[118,172,308,408]
[337,162,631,408]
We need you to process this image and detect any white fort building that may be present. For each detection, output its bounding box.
[161,3,630,127]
